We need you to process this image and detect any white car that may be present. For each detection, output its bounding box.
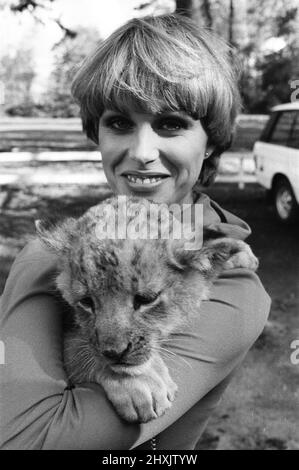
[254,102,299,223]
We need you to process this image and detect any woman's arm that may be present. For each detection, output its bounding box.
[0,240,141,450]
[0,239,270,450]
[134,267,271,449]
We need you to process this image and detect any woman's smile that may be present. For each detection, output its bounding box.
[121,170,171,191]
[98,109,210,205]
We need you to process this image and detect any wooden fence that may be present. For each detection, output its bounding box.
[0,115,268,152]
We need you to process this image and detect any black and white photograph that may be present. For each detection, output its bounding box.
[0,0,298,453]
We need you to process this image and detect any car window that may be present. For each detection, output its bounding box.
[288,112,299,149]
[268,111,296,146]
[260,114,275,142]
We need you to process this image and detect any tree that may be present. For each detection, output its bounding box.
[228,0,234,47]
[9,0,77,39]
[43,27,101,117]
[201,0,213,28]
[0,48,36,112]
[240,0,299,112]
[134,0,175,16]
[5,0,299,115]
[175,0,193,17]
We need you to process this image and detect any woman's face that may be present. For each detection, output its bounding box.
[98,108,209,204]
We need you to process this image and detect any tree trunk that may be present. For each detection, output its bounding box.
[175,0,193,17]
[228,0,235,46]
[201,0,213,28]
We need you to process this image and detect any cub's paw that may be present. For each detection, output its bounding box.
[223,240,259,271]
[99,357,178,423]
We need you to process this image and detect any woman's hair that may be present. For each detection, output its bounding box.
[71,14,242,186]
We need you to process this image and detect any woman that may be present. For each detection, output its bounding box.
[0,14,271,450]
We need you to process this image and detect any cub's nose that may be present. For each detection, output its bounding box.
[102,342,132,362]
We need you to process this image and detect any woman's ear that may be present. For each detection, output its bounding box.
[204,146,216,160]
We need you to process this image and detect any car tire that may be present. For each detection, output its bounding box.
[273,179,299,224]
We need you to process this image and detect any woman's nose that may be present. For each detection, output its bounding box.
[128,124,159,164]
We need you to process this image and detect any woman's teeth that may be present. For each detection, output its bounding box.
[126,175,166,184]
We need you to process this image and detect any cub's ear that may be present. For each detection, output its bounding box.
[35,217,77,255]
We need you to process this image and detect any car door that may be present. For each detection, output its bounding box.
[287,111,299,202]
[255,110,297,191]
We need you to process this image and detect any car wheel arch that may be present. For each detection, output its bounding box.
[271,175,299,223]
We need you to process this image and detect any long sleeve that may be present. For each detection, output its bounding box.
[133,266,271,449]
[0,239,271,449]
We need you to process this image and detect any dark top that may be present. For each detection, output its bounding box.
[0,193,271,449]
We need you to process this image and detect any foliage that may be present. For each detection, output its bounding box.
[242,48,298,113]
[173,0,299,113]
[144,0,299,113]
[241,0,299,112]
[0,48,36,112]
[9,0,77,39]
[4,0,299,116]
[5,102,52,117]
[42,27,101,117]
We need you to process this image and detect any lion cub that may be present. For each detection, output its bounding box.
[36,195,258,423]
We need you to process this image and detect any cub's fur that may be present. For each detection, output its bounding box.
[36,196,258,423]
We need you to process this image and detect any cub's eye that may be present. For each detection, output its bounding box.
[133,292,160,310]
[78,296,94,311]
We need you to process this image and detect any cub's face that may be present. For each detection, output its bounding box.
[54,236,210,371]
[36,196,239,371]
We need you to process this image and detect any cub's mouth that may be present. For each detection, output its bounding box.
[100,347,154,375]
[104,353,151,370]
[109,359,153,376]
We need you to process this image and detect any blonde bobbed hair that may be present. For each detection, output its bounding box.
[72,14,242,187]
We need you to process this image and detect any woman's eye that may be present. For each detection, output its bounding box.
[133,292,160,310]
[78,296,94,311]
[158,118,187,132]
[107,117,132,131]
